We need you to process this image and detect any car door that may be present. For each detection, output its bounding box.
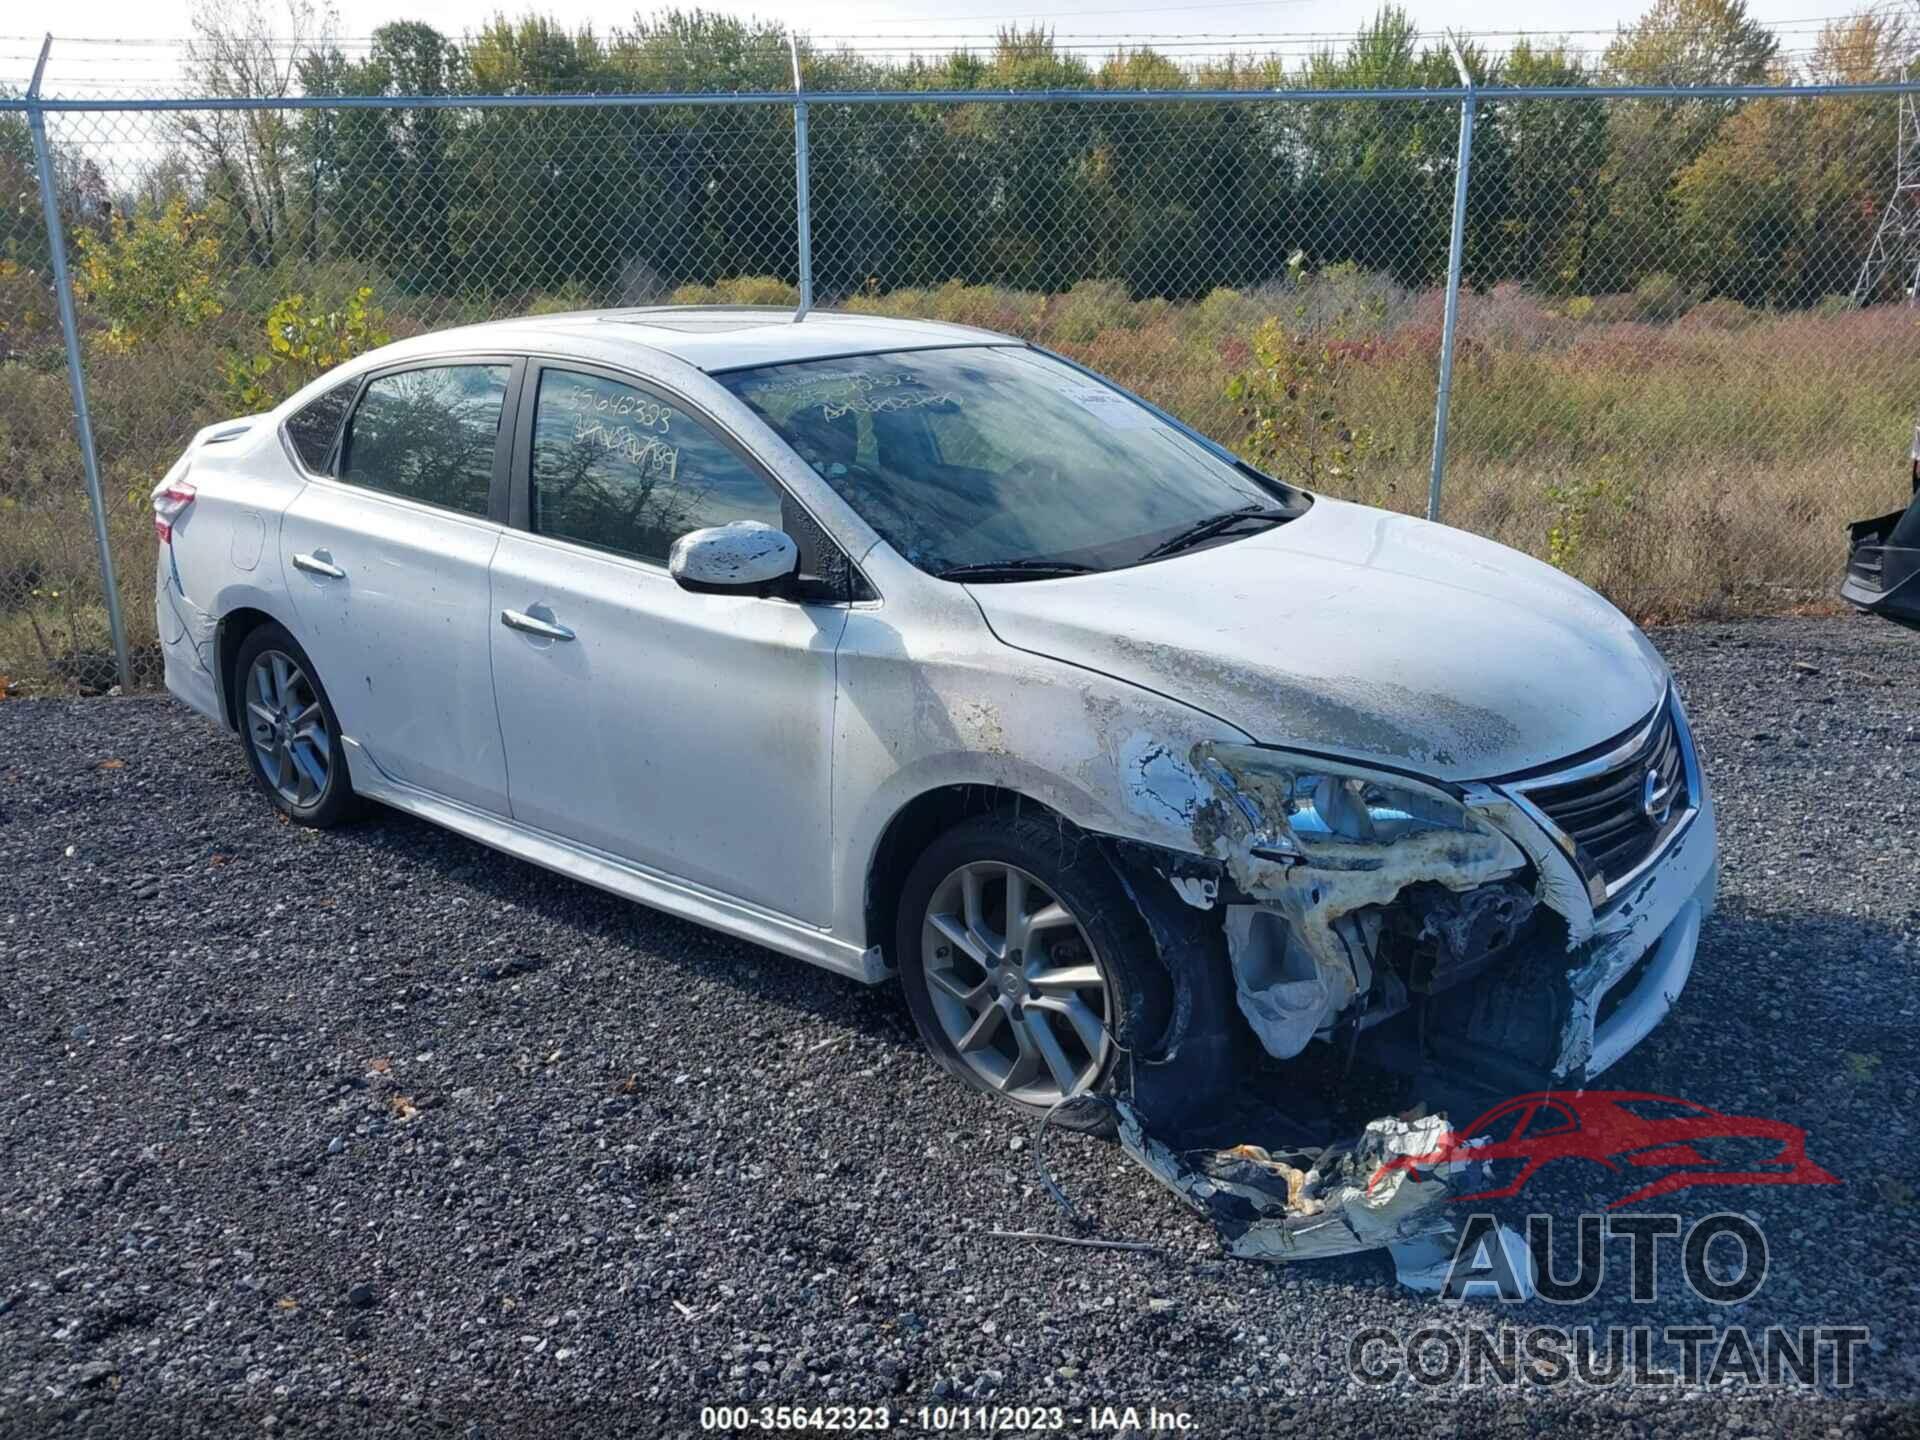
[280,356,521,815]
[488,361,849,926]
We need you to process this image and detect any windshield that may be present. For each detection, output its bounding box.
[718,346,1304,577]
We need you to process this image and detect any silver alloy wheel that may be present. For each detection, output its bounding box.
[245,649,331,808]
[920,860,1113,1105]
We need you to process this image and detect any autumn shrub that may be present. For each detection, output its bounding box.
[0,261,59,354]
[1629,272,1698,323]
[1047,279,1141,343]
[1227,319,1391,492]
[526,283,600,315]
[1292,261,1418,336]
[220,287,393,412]
[668,276,798,307]
[1676,296,1757,332]
[72,198,223,352]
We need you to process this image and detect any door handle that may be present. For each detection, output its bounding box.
[500,608,576,642]
[292,551,346,579]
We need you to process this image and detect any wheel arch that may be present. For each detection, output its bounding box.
[862,783,1076,965]
[214,605,288,731]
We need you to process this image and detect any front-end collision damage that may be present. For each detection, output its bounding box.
[1148,739,1552,1066]
[1113,721,1712,1089]
[1087,711,1714,1279]
[1114,1100,1490,1263]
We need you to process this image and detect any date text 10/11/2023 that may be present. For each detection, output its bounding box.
[697,1404,1198,1431]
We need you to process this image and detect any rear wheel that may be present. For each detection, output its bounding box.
[233,623,360,828]
[896,811,1166,1132]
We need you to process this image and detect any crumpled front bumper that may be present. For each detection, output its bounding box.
[1197,689,1719,1089]
[1407,731,1719,1089]
[1554,782,1717,1080]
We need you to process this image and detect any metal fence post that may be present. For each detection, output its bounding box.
[788,32,814,320]
[27,34,133,692]
[1427,34,1476,525]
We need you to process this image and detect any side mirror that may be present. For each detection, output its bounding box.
[668,521,801,596]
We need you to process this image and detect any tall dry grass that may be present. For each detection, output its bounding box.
[4,271,1913,691]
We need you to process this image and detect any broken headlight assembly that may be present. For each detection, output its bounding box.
[1199,745,1491,866]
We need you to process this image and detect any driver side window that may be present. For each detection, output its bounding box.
[530,369,784,565]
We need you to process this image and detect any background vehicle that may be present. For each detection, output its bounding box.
[1841,424,1920,630]
[152,308,1718,1132]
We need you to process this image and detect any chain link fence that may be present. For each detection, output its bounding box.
[5,47,1919,693]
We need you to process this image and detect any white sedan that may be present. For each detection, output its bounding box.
[153,308,1716,1130]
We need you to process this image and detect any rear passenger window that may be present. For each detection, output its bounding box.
[339,364,509,517]
[285,379,357,473]
[530,369,783,565]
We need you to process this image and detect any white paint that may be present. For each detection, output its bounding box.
[971,497,1669,782]
[489,527,845,926]
[667,520,799,590]
[282,476,511,814]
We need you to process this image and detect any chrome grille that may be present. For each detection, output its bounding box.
[1510,702,1691,897]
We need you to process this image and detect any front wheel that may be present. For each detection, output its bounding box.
[896,812,1167,1133]
[233,622,361,828]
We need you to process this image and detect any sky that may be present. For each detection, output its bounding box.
[0,0,1864,94]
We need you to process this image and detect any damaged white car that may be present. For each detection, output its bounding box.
[154,308,1717,1156]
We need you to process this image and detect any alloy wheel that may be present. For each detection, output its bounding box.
[245,649,332,809]
[920,860,1113,1105]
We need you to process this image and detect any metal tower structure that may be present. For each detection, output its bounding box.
[1856,75,1920,306]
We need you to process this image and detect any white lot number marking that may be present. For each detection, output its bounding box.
[1063,385,1157,429]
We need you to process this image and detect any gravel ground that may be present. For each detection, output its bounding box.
[1,615,1917,1438]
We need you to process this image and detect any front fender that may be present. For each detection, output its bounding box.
[831,606,1249,945]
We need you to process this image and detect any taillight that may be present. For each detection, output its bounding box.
[153,481,196,542]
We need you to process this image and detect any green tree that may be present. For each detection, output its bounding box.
[1674,11,1911,305]
[1289,8,1490,286]
[1480,44,1609,292]
[300,21,461,285]
[1594,0,1781,289]
[176,0,336,267]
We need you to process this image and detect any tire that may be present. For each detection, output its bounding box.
[896,810,1169,1134]
[232,622,362,828]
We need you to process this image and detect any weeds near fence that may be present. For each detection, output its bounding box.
[2,259,1905,694]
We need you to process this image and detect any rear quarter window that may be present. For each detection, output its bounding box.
[284,380,358,473]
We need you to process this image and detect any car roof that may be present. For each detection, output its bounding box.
[365,307,1012,376]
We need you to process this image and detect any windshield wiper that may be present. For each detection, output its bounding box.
[1139,505,1290,562]
[935,559,1101,583]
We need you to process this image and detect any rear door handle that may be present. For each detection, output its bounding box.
[291,551,346,579]
[500,608,576,642]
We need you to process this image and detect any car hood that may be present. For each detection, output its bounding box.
[966,497,1668,782]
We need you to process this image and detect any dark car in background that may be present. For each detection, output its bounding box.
[1843,424,1920,630]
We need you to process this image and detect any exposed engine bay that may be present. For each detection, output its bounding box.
[1075,702,1718,1281]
